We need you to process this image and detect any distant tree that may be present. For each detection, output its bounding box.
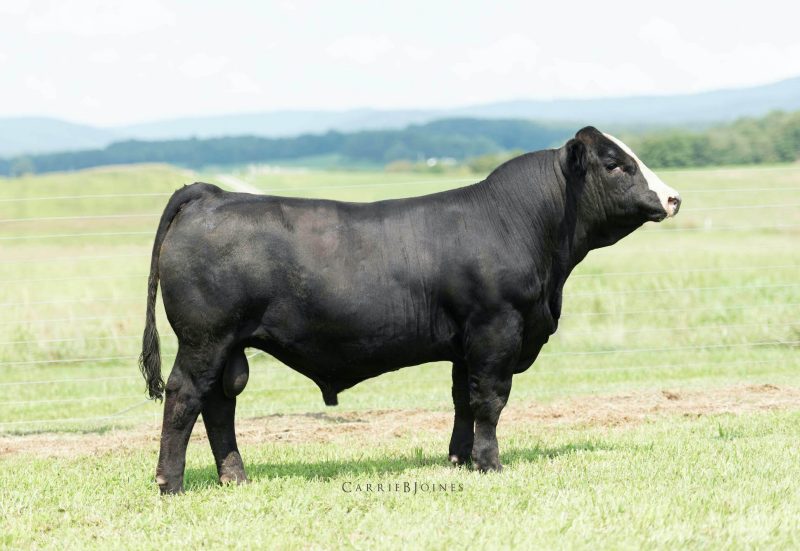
[2,112,799,176]
[384,160,416,172]
[467,150,524,175]
[627,110,800,168]
[10,156,35,177]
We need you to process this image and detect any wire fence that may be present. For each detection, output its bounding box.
[2,298,798,330]
[2,355,799,428]
[2,202,797,224]
[1,223,798,244]
[3,319,797,347]
[0,253,150,265]
[3,282,799,310]
[3,337,798,369]
[17,352,781,407]
[1,170,799,431]
[1,262,798,284]
[0,207,796,229]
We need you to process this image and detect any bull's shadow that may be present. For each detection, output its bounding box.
[182,440,612,491]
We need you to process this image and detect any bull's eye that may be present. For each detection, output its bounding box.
[605,162,620,172]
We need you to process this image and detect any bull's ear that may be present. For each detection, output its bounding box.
[564,138,587,179]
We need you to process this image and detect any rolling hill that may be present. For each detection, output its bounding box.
[2,76,800,157]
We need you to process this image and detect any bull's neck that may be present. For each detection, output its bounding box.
[550,153,594,281]
[478,149,592,273]
[473,149,594,317]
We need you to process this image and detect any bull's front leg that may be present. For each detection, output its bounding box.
[448,360,474,465]
[464,313,520,472]
[469,370,513,472]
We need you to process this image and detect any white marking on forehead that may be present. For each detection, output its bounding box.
[602,132,680,217]
[603,133,638,158]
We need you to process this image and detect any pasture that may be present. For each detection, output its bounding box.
[1,162,799,548]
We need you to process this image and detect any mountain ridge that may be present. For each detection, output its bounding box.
[3,76,800,156]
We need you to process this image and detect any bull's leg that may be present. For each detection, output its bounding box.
[464,315,520,472]
[155,347,216,495]
[448,360,474,465]
[469,370,512,472]
[202,380,248,486]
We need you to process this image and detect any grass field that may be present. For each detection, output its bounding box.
[1,161,799,548]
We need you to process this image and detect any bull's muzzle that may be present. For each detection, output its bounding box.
[667,194,682,217]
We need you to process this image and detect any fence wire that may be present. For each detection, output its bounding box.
[1,172,799,430]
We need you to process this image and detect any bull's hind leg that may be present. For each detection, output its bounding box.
[156,345,221,495]
[448,360,474,465]
[202,348,249,485]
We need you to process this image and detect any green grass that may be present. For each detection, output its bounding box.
[3,410,800,548]
[0,161,799,548]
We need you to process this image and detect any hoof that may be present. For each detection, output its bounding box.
[219,452,248,486]
[471,447,502,472]
[219,472,250,486]
[472,461,503,473]
[448,439,474,466]
[156,474,184,495]
[448,454,470,466]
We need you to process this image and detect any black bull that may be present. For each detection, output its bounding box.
[140,127,681,494]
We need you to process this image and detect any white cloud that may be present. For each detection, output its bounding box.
[402,45,432,62]
[138,52,159,64]
[26,0,174,36]
[451,34,541,79]
[3,1,800,125]
[278,1,299,12]
[25,74,57,100]
[326,34,394,64]
[89,49,120,64]
[0,2,30,15]
[179,53,229,79]
[227,72,262,95]
[637,17,800,93]
[81,95,101,109]
[537,60,658,98]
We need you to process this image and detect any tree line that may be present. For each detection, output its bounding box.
[627,110,800,168]
[1,111,798,176]
[0,119,571,176]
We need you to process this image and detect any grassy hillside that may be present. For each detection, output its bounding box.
[1,162,798,548]
[1,162,797,426]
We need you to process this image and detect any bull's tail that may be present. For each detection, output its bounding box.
[139,183,219,400]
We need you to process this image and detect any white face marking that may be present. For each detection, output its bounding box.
[602,133,681,217]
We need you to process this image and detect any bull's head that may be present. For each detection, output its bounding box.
[560,126,681,248]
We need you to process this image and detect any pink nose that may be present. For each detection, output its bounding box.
[668,195,681,216]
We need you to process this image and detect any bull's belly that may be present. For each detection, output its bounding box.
[258,328,448,370]
[249,310,454,389]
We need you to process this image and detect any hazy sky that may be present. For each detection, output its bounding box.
[2,0,799,126]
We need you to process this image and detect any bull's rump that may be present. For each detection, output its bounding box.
[158,191,464,376]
